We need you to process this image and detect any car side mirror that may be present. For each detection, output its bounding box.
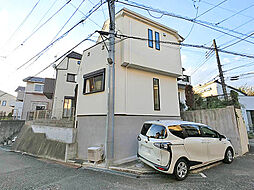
[219,135,226,141]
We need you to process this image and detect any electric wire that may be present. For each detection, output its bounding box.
[17,0,106,70]
[184,1,200,40]
[223,61,254,72]
[117,0,254,45]
[111,32,254,59]
[221,32,254,50]
[26,0,87,68]
[196,0,228,19]
[14,0,73,51]
[1,0,41,49]
[215,4,254,25]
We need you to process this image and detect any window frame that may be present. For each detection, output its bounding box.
[66,73,76,83]
[148,29,153,48]
[155,31,160,50]
[34,84,44,92]
[83,68,105,95]
[62,96,75,118]
[153,78,160,111]
[1,100,7,106]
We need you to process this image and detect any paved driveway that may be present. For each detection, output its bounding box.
[0,142,254,190]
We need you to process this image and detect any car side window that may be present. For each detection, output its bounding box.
[146,124,167,139]
[200,126,219,138]
[168,125,185,139]
[181,125,201,138]
[141,124,152,136]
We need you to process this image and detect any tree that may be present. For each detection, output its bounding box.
[185,85,194,110]
[239,86,254,96]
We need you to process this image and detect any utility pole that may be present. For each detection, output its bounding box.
[105,0,115,168]
[213,39,228,101]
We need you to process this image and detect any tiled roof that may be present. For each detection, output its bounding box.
[15,86,25,92]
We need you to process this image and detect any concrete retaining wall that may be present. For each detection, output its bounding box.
[181,106,249,155]
[12,122,77,161]
[0,120,25,144]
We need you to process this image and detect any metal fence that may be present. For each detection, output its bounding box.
[26,110,75,121]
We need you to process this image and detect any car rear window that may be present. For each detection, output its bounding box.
[141,123,152,136]
[168,125,185,139]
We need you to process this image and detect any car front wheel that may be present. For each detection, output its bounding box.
[173,158,189,181]
[223,148,234,164]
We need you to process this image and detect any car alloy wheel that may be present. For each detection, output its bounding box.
[174,158,189,180]
[224,148,234,164]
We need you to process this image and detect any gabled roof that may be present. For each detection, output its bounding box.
[66,51,82,60]
[23,76,45,83]
[15,86,25,92]
[116,8,184,42]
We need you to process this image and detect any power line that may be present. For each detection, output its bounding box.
[69,0,102,28]
[184,1,200,40]
[223,61,254,72]
[31,32,96,77]
[196,0,228,19]
[109,32,254,59]
[117,0,254,45]
[1,0,41,49]
[14,0,73,51]
[26,0,87,68]
[215,4,254,25]
[31,0,59,35]
[203,17,254,46]
[201,0,254,20]
[16,0,106,70]
[221,32,254,50]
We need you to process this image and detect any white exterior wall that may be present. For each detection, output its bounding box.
[0,91,16,115]
[52,57,80,119]
[21,82,52,120]
[239,96,254,131]
[13,102,23,120]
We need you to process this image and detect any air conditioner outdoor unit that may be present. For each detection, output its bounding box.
[87,147,103,162]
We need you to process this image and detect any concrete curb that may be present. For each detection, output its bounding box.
[109,166,158,175]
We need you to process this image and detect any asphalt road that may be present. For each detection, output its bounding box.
[1,142,254,190]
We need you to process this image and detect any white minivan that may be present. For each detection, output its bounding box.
[137,120,234,180]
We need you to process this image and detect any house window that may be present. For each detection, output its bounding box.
[148,29,153,48]
[63,97,74,118]
[83,68,105,94]
[67,73,76,82]
[155,32,160,50]
[153,78,160,111]
[34,84,44,92]
[36,105,45,110]
[2,100,6,106]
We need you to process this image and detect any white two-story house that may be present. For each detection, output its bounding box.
[51,51,82,119]
[75,8,184,164]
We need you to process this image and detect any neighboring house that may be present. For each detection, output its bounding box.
[51,51,82,119]
[13,86,25,120]
[194,80,247,98]
[75,8,184,164]
[194,80,254,131]
[21,77,54,120]
[177,74,191,110]
[0,90,16,117]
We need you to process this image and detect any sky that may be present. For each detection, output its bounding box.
[0,0,254,96]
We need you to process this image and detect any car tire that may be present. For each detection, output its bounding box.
[223,148,234,164]
[173,158,189,181]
